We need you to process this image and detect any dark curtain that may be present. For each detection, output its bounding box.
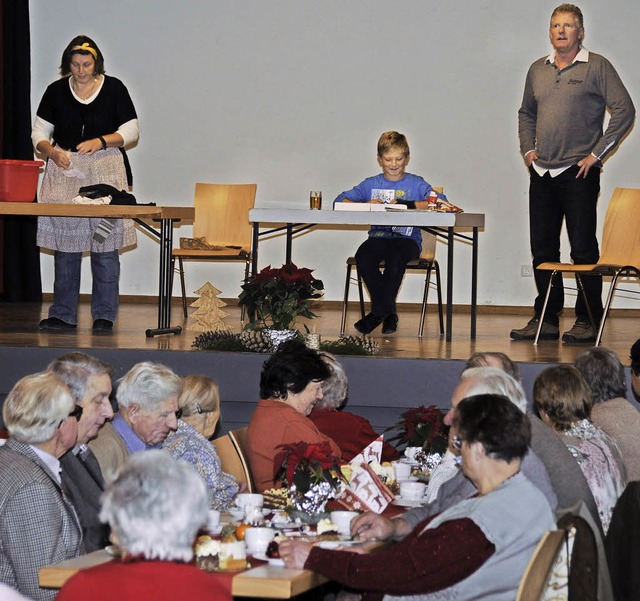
[0,0,42,302]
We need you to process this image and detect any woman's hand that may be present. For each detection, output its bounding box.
[278,540,313,569]
[49,148,71,170]
[76,138,103,155]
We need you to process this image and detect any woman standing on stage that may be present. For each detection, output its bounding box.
[32,35,139,333]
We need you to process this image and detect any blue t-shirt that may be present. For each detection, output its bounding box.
[333,172,433,249]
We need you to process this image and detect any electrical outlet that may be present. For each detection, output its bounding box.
[521,265,533,277]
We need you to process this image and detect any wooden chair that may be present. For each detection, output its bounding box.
[171,183,257,318]
[516,530,567,601]
[211,431,255,493]
[340,187,445,338]
[228,427,255,491]
[535,187,640,345]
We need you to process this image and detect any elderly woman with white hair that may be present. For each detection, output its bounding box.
[309,353,400,462]
[56,451,231,601]
[89,361,181,481]
[0,372,83,601]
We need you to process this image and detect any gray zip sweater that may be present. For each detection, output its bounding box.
[518,48,635,169]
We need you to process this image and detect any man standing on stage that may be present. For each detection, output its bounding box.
[512,3,634,343]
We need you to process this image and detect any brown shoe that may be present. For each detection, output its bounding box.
[510,317,559,341]
[562,321,596,344]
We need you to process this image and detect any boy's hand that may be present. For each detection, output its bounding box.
[369,198,384,204]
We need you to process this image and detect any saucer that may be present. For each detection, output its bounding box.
[253,552,284,567]
[393,496,426,507]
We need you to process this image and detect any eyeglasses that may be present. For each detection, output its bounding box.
[58,404,83,427]
[175,403,213,420]
[451,435,462,451]
[69,405,83,421]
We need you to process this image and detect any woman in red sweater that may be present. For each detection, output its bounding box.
[309,353,400,462]
[56,451,230,601]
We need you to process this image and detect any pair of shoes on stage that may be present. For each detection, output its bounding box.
[354,312,399,335]
[92,319,113,333]
[39,317,76,331]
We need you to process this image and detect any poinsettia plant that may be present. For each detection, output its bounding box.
[387,404,449,455]
[274,441,344,494]
[238,263,324,331]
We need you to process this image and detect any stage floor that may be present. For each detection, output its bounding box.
[1,299,637,366]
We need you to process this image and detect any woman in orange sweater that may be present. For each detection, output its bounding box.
[246,340,341,492]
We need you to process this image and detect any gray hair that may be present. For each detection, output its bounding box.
[460,367,528,413]
[100,450,208,562]
[464,352,520,382]
[116,362,182,411]
[316,353,349,409]
[48,352,113,403]
[3,372,74,443]
[575,347,627,404]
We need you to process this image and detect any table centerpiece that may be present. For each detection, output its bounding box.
[274,440,345,524]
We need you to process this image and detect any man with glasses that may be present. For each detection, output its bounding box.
[89,361,181,482]
[49,352,114,551]
[0,372,83,601]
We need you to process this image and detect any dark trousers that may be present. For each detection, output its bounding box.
[529,164,603,326]
[355,237,419,318]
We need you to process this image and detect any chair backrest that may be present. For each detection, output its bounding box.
[211,433,254,493]
[228,427,255,493]
[598,187,640,268]
[193,183,257,251]
[516,530,567,601]
[418,186,443,261]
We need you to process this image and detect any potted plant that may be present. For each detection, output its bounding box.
[387,405,450,474]
[238,262,324,338]
[274,441,344,522]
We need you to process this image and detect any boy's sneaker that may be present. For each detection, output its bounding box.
[562,320,597,344]
[354,312,383,335]
[510,316,559,341]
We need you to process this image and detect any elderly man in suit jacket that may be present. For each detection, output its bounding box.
[0,371,83,601]
[49,352,114,552]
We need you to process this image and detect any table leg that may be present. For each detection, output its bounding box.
[251,222,260,277]
[145,218,183,337]
[285,223,293,264]
[446,227,454,342]
[471,227,478,339]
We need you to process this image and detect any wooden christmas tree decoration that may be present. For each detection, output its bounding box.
[188,282,230,332]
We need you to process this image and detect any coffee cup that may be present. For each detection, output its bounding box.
[330,511,359,537]
[400,481,426,500]
[244,527,276,555]
[393,460,412,481]
[235,493,264,509]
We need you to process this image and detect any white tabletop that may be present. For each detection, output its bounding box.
[249,208,484,228]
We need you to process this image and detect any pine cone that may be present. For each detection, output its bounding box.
[339,335,380,355]
[239,330,272,353]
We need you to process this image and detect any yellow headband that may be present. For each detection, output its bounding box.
[71,42,98,61]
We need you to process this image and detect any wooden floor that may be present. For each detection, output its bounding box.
[1,299,638,366]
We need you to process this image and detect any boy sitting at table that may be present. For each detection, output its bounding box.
[334,130,443,335]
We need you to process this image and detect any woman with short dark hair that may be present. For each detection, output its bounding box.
[247,340,340,491]
[279,394,555,600]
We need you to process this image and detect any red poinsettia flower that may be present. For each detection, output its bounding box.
[274,441,343,493]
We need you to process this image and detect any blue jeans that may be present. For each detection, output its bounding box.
[355,236,420,317]
[49,250,120,324]
[529,165,603,326]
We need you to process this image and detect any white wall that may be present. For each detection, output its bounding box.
[29,0,640,307]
